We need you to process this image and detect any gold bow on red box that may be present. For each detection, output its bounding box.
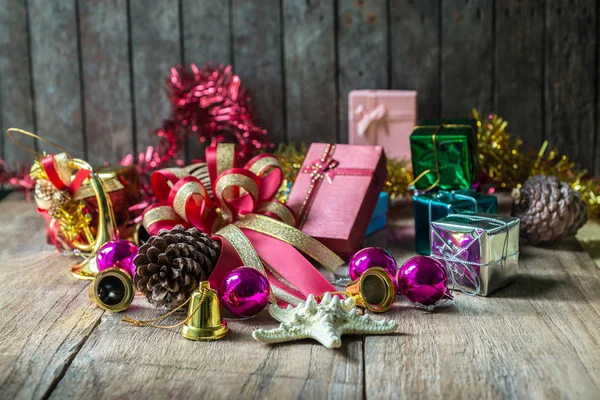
[143,143,296,235]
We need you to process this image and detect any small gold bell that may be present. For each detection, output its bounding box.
[346,267,396,313]
[181,281,228,341]
[89,267,135,312]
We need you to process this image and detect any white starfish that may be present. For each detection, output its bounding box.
[252,293,398,349]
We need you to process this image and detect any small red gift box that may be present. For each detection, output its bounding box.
[287,143,387,259]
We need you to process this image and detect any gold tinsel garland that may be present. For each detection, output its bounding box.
[274,111,600,219]
[473,109,600,219]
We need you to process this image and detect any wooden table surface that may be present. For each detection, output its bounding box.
[1,192,600,400]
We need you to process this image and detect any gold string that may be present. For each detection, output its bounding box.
[120,288,207,329]
[6,128,72,158]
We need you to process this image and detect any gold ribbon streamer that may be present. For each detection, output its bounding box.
[215,224,277,304]
[248,156,281,177]
[173,180,209,223]
[216,143,236,177]
[234,214,344,272]
[215,173,259,222]
[144,205,182,227]
[256,201,296,226]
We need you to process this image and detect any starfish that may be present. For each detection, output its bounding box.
[252,293,398,349]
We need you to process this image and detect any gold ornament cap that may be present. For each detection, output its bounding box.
[89,267,135,312]
[346,267,396,313]
[181,281,228,341]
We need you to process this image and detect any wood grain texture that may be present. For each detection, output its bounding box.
[337,0,388,143]
[441,0,494,116]
[232,0,285,144]
[50,302,363,399]
[545,1,597,174]
[0,0,36,167]
[79,0,134,165]
[0,194,104,399]
[181,0,231,162]
[130,0,181,154]
[390,0,441,118]
[283,0,337,143]
[3,194,600,398]
[28,0,84,157]
[495,0,544,150]
[364,237,600,398]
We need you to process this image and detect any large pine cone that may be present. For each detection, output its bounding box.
[132,225,221,308]
[512,175,588,245]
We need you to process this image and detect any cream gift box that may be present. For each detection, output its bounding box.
[349,90,417,159]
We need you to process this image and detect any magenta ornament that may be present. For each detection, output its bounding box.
[348,247,398,288]
[96,240,138,277]
[220,267,270,317]
[397,256,450,308]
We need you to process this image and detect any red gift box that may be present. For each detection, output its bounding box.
[287,143,387,259]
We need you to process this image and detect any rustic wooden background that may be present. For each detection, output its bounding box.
[1,0,598,174]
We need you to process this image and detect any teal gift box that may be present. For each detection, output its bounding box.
[366,192,389,237]
[413,191,498,255]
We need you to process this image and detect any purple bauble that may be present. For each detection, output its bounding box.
[348,247,398,288]
[397,256,450,307]
[96,240,138,277]
[220,267,270,317]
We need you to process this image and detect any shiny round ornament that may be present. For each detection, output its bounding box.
[96,240,138,277]
[397,256,450,308]
[348,247,398,287]
[220,267,270,317]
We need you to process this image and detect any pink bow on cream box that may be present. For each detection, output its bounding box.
[349,90,417,159]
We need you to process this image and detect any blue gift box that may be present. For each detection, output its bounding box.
[366,192,389,237]
[413,190,498,255]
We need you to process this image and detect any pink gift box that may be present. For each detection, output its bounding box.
[287,143,387,260]
[349,90,417,159]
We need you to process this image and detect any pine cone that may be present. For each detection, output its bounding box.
[132,225,221,308]
[512,175,588,245]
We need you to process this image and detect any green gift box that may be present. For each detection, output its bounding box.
[410,118,478,191]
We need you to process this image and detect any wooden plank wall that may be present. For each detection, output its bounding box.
[0,0,598,174]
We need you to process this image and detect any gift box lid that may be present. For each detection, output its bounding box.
[287,143,387,259]
[349,90,417,117]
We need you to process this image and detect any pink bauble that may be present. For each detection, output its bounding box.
[348,247,398,288]
[96,240,138,277]
[397,256,450,307]
[220,267,270,317]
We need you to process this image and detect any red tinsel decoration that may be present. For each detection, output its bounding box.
[3,64,271,200]
[121,63,272,205]
[168,63,272,160]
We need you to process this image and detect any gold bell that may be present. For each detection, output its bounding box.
[346,267,396,313]
[89,267,135,312]
[181,281,228,341]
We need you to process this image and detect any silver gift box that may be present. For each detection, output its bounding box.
[430,213,520,296]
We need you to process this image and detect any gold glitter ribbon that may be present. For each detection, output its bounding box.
[248,155,280,177]
[234,213,344,272]
[216,224,277,304]
[143,205,183,227]
[173,179,210,223]
[256,201,296,226]
[215,173,260,222]
[216,143,236,177]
